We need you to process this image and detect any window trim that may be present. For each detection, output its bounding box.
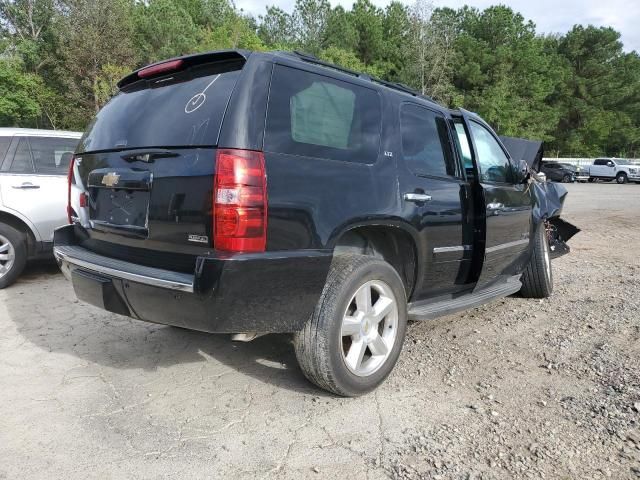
[264,63,383,165]
[399,102,463,181]
[467,119,515,185]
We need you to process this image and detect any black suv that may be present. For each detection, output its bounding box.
[540,161,576,183]
[54,50,563,396]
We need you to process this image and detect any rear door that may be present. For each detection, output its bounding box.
[455,113,533,288]
[396,103,474,299]
[0,135,77,241]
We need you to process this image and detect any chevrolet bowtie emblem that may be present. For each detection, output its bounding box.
[101,172,120,187]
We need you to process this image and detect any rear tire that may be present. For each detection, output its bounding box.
[588,177,596,183]
[520,224,553,299]
[0,223,27,289]
[616,172,628,184]
[294,255,407,397]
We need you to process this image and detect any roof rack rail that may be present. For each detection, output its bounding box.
[372,78,435,102]
[290,50,371,80]
[285,50,436,103]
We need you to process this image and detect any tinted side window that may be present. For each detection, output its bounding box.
[265,65,382,163]
[7,138,34,173]
[0,137,10,164]
[400,104,456,178]
[453,121,473,171]
[29,137,78,175]
[469,122,511,183]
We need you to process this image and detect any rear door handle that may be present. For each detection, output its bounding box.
[12,182,40,189]
[404,193,432,202]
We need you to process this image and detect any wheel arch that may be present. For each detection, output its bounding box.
[329,221,423,299]
[0,209,39,256]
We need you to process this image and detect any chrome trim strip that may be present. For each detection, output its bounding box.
[485,239,529,254]
[54,246,194,293]
[433,245,472,254]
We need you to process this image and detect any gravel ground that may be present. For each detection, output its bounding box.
[0,183,639,479]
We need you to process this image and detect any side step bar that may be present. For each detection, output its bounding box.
[408,276,522,321]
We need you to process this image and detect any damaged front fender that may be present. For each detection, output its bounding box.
[530,180,580,259]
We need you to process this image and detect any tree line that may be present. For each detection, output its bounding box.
[1,0,639,157]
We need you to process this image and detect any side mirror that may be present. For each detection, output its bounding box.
[514,159,530,183]
[607,162,614,167]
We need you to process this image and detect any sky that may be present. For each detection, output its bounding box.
[235,0,640,53]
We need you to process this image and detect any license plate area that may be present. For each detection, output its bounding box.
[91,189,150,229]
[87,168,152,235]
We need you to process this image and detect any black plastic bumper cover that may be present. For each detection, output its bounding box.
[54,225,332,333]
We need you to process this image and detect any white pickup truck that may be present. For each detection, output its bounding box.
[587,158,640,184]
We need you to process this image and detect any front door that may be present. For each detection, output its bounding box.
[397,103,474,300]
[455,113,533,288]
[0,136,77,242]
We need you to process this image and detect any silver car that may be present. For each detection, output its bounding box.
[0,128,82,288]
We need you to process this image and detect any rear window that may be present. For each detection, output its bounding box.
[30,136,78,175]
[265,65,382,163]
[78,62,242,153]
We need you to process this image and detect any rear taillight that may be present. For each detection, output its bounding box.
[67,155,75,224]
[213,149,267,252]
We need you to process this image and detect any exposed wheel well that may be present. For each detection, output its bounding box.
[334,226,417,298]
[0,212,37,256]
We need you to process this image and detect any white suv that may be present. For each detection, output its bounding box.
[0,128,82,288]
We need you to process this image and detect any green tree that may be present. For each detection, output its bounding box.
[258,6,295,48]
[0,57,43,126]
[133,0,200,64]
[350,0,384,66]
[292,0,330,55]
[58,0,136,126]
[552,25,640,156]
[323,6,358,52]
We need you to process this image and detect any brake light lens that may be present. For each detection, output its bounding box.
[138,59,184,79]
[213,149,267,252]
[67,155,75,224]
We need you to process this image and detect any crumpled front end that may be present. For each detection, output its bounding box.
[530,180,580,259]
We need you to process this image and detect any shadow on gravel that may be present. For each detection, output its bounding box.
[5,265,327,396]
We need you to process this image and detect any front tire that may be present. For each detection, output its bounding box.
[294,255,407,397]
[562,174,572,183]
[520,223,553,298]
[616,172,628,184]
[0,223,27,289]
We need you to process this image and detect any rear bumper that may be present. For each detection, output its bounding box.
[54,225,332,333]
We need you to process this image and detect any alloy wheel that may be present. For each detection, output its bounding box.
[340,280,399,377]
[0,235,16,279]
